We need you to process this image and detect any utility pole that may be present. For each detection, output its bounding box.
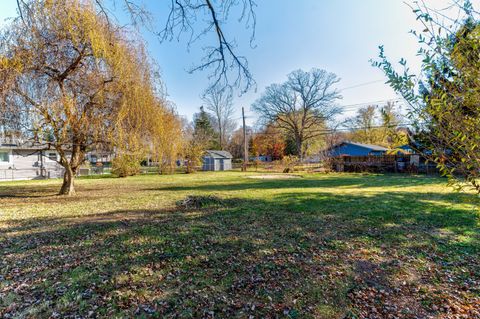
[242,107,248,172]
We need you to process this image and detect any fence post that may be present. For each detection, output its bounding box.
[338,158,344,172]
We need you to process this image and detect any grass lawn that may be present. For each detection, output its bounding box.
[1,172,479,318]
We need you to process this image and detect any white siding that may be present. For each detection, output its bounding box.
[0,149,65,181]
[223,159,232,170]
[213,159,219,171]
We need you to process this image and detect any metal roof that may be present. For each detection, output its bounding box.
[327,141,388,152]
[342,141,388,152]
[205,150,233,159]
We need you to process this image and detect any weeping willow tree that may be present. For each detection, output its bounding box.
[149,107,184,174]
[112,50,184,176]
[0,0,180,194]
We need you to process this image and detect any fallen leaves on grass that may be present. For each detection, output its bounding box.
[1,173,479,318]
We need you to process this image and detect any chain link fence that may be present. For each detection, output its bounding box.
[0,168,65,181]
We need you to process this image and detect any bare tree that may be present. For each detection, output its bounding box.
[227,127,245,159]
[16,0,257,93]
[202,86,236,149]
[159,0,257,92]
[252,68,342,158]
[345,102,407,147]
[347,105,378,144]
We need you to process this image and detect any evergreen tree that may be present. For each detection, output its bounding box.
[193,106,220,149]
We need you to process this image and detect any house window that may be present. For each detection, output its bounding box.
[48,152,57,161]
[0,151,9,163]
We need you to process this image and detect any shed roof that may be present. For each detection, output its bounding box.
[205,150,233,159]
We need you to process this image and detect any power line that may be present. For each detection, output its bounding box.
[238,79,398,119]
[339,99,402,111]
[338,79,385,92]
[239,99,404,127]
[238,79,402,123]
[333,122,414,132]
[251,122,415,137]
[240,99,402,119]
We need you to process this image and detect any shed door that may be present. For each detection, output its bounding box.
[220,159,224,170]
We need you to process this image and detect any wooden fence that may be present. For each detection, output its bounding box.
[332,155,438,174]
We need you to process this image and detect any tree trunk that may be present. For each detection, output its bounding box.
[295,137,303,161]
[219,124,223,150]
[54,135,85,196]
[59,167,76,195]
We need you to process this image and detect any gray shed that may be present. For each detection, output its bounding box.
[202,150,233,171]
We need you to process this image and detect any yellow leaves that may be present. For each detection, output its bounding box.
[451,24,480,74]
[0,56,24,72]
[3,0,183,174]
[37,0,114,60]
[114,50,183,169]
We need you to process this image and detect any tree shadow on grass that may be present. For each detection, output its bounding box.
[149,174,446,193]
[0,173,443,200]
[0,185,60,198]
[1,190,479,318]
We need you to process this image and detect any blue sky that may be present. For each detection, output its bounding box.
[0,0,453,126]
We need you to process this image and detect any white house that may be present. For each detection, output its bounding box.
[0,138,65,181]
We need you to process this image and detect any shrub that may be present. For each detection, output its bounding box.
[281,155,299,173]
[112,155,141,177]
